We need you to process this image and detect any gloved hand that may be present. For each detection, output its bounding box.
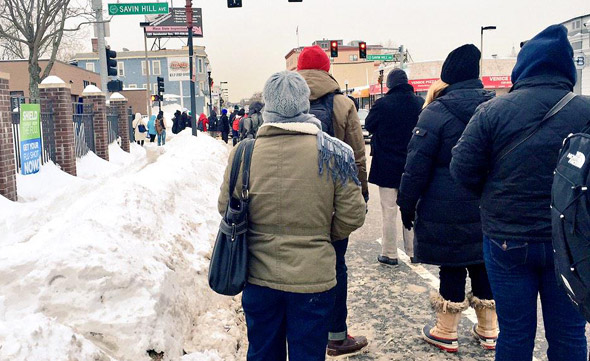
[400,208,415,231]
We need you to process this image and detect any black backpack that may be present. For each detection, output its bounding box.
[551,127,590,322]
[310,92,338,136]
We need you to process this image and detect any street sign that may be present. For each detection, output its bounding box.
[145,8,203,38]
[108,2,169,15]
[575,52,586,70]
[367,54,394,61]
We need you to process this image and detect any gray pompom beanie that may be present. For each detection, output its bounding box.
[263,71,311,118]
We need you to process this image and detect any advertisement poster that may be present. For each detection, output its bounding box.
[19,103,42,175]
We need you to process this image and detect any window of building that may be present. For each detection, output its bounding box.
[349,54,358,62]
[128,84,137,89]
[85,62,95,72]
[152,60,161,75]
[141,61,149,75]
[199,81,204,95]
[142,83,147,89]
[83,80,90,88]
[573,41,583,50]
[198,58,203,73]
[117,62,125,76]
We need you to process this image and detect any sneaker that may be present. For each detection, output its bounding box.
[377,255,398,266]
[327,335,368,357]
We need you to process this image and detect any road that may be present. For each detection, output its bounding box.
[337,144,589,361]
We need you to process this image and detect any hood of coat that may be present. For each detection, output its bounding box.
[386,83,415,95]
[257,122,320,138]
[298,69,340,101]
[436,78,494,124]
[511,74,574,92]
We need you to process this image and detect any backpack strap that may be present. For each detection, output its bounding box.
[240,139,256,201]
[228,141,248,199]
[496,92,577,163]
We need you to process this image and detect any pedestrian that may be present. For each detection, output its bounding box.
[132,112,148,146]
[229,104,239,130]
[198,113,208,132]
[217,70,366,361]
[365,68,424,266]
[242,101,264,139]
[220,108,230,143]
[156,110,166,146]
[147,114,157,143]
[209,107,218,138]
[397,44,497,353]
[238,109,248,140]
[172,110,182,134]
[231,110,242,146]
[450,25,590,361]
[297,44,369,357]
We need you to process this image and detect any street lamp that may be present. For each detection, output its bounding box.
[480,26,497,77]
[344,80,349,95]
[207,64,213,116]
[378,64,385,96]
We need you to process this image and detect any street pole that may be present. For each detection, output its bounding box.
[207,70,213,116]
[379,69,384,96]
[92,0,108,94]
[140,22,152,117]
[480,26,497,77]
[186,0,197,136]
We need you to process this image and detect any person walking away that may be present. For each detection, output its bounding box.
[198,113,208,132]
[218,71,366,361]
[397,44,497,352]
[172,110,182,134]
[132,112,148,146]
[232,111,242,146]
[365,68,424,266]
[147,114,157,143]
[209,107,218,138]
[297,44,369,357]
[229,104,239,130]
[238,109,248,140]
[242,101,264,139]
[156,111,166,146]
[450,25,590,361]
[220,108,230,143]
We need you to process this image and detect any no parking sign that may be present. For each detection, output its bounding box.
[19,104,41,175]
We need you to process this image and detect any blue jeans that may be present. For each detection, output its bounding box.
[483,236,587,361]
[242,284,335,361]
[157,130,166,146]
[328,238,348,341]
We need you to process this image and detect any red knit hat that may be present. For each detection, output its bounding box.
[297,45,331,72]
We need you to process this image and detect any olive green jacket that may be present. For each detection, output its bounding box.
[218,122,366,293]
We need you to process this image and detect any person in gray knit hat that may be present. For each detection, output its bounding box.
[218,70,366,361]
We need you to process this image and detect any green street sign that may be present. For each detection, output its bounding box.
[367,54,394,61]
[108,2,169,15]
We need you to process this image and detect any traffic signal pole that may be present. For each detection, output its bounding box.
[186,0,198,136]
[92,0,108,94]
[142,25,152,117]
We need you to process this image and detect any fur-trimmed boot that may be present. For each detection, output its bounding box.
[421,292,469,353]
[468,292,499,350]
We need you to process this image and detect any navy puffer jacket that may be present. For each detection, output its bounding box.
[398,79,494,266]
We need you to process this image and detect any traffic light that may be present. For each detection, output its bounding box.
[288,0,303,2]
[107,79,123,92]
[227,0,241,7]
[151,94,162,102]
[359,42,367,59]
[157,76,165,95]
[105,46,117,76]
[330,41,338,58]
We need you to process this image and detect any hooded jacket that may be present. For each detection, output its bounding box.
[450,24,590,243]
[132,113,147,140]
[398,79,494,266]
[299,69,369,197]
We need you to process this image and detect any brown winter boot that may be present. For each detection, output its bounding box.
[421,292,469,353]
[469,292,499,350]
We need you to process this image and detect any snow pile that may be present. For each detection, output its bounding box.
[15,161,82,202]
[0,136,246,361]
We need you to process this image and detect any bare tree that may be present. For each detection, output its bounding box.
[0,0,91,99]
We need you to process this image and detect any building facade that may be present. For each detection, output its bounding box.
[74,46,210,115]
[561,14,590,95]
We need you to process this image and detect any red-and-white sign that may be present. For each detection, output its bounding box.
[482,76,512,89]
[409,78,439,92]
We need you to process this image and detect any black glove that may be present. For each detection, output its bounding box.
[400,208,415,231]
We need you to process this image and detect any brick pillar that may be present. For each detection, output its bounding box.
[39,77,77,176]
[110,93,130,153]
[0,73,17,201]
[83,90,109,161]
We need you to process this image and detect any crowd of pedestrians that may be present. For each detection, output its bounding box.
[212,23,589,361]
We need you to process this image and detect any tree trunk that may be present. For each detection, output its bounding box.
[28,57,41,101]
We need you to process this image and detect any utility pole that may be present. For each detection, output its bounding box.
[140,22,152,117]
[92,0,108,93]
[207,69,213,116]
[187,0,197,136]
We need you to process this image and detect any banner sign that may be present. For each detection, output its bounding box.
[145,8,203,38]
[167,57,196,81]
[108,2,169,15]
[408,78,439,93]
[19,103,42,175]
[481,76,512,89]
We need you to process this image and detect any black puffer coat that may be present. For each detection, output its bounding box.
[397,79,494,266]
[451,75,590,243]
[366,84,424,188]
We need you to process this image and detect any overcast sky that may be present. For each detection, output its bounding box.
[102,0,589,102]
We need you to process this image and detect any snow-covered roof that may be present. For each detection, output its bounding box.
[82,84,103,95]
[41,76,65,85]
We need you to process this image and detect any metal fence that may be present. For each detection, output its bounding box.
[10,97,56,172]
[128,107,135,143]
[72,102,95,158]
[107,106,119,144]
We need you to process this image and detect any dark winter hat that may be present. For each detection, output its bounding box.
[386,68,409,89]
[234,105,239,110]
[297,45,331,73]
[263,71,310,118]
[222,108,227,115]
[440,44,481,85]
[512,24,576,85]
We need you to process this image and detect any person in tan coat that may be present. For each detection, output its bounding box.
[218,71,365,361]
[297,45,369,356]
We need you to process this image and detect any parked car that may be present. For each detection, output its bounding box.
[358,108,371,142]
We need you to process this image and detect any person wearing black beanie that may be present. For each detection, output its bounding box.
[440,44,480,85]
[451,24,590,361]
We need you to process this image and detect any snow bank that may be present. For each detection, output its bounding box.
[15,161,83,202]
[0,137,245,361]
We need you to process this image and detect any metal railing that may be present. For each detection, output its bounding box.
[107,106,119,144]
[72,102,95,157]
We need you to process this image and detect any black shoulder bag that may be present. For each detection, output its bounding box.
[208,139,255,296]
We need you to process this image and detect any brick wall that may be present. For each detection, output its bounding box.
[83,94,109,161]
[39,81,77,176]
[0,73,17,201]
[110,97,130,152]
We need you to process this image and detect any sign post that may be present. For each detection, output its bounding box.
[108,2,169,15]
[367,54,394,62]
[19,104,42,175]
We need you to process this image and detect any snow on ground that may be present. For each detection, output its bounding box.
[0,131,246,361]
